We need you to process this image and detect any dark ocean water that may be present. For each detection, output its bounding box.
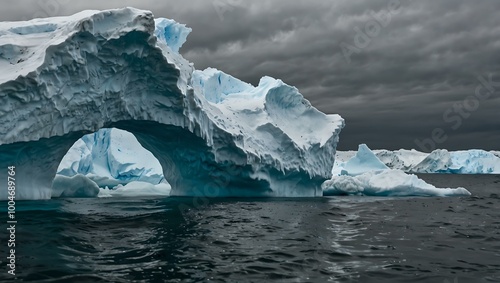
[1,174,499,283]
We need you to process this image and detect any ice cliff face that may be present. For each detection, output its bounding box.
[57,128,165,188]
[0,8,344,200]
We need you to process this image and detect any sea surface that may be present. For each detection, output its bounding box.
[1,174,499,283]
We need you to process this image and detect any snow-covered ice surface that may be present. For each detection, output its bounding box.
[0,8,344,200]
[334,148,500,174]
[57,128,164,188]
[326,144,471,197]
[322,170,471,197]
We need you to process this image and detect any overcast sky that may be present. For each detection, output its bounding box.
[2,0,499,151]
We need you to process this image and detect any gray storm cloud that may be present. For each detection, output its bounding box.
[2,0,499,150]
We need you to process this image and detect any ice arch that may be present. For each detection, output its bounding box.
[1,122,309,199]
[0,8,344,200]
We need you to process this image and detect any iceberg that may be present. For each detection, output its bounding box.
[322,170,471,197]
[409,149,451,173]
[326,144,471,197]
[0,8,344,200]
[57,128,165,188]
[332,144,388,176]
[334,148,500,174]
[411,149,500,174]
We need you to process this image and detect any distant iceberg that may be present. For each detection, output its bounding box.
[411,149,500,174]
[334,147,500,174]
[374,149,428,172]
[325,144,471,197]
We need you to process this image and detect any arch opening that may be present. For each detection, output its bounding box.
[53,127,171,198]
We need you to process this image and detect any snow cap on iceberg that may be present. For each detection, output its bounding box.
[0,7,156,88]
[192,67,344,149]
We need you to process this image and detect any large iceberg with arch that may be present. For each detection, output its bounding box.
[0,8,344,200]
